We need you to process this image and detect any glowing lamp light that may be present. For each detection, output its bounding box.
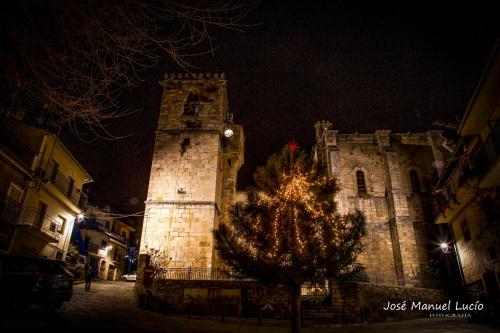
[224,128,234,138]
[440,242,449,253]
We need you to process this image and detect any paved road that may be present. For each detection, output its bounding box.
[0,281,497,333]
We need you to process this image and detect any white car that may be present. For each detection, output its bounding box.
[121,271,137,282]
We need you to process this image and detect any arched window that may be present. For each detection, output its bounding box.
[183,93,200,115]
[356,170,367,195]
[409,170,421,193]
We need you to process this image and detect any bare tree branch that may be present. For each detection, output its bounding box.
[0,0,260,139]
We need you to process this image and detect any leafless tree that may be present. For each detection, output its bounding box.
[0,0,259,139]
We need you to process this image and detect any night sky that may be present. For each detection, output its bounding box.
[62,1,500,217]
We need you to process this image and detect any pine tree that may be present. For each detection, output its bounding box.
[214,145,366,333]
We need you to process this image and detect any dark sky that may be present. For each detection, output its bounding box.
[63,0,500,215]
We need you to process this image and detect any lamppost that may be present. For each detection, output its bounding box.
[440,240,465,286]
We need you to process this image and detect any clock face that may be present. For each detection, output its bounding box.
[224,128,234,138]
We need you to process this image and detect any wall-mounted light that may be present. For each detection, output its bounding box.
[224,128,234,138]
[105,245,113,253]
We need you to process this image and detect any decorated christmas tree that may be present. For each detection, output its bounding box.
[214,143,366,333]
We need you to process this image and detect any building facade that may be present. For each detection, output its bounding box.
[0,118,92,260]
[78,205,136,280]
[140,73,244,269]
[313,122,449,286]
[434,42,500,298]
[141,73,456,287]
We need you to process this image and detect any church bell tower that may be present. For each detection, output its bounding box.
[140,73,244,269]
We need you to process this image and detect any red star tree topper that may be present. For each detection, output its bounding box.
[288,139,299,152]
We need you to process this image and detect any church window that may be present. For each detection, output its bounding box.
[356,170,367,195]
[409,170,421,193]
[183,93,200,115]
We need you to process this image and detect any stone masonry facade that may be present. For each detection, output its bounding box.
[140,73,244,269]
[140,73,449,283]
[313,121,448,286]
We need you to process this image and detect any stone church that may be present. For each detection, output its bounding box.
[313,121,448,286]
[141,74,448,286]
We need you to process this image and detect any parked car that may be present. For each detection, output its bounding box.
[0,254,74,311]
[121,271,137,282]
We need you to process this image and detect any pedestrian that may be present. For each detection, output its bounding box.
[84,263,93,292]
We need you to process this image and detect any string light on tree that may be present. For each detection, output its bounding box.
[215,144,366,333]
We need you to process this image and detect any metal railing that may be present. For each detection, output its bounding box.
[105,230,128,245]
[153,268,422,287]
[155,268,252,281]
[17,207,61,242]
[38,161,88,209]
[17,207,44,228]
[434,120,499,211]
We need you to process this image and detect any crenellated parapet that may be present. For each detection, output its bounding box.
[164,73,226,80]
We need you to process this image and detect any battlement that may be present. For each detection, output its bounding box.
[164,73,226,80]
[315,120,333,129]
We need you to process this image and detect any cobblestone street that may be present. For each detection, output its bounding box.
[0,281,497,333]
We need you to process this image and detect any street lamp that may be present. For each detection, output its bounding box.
[440,242,451,253]
[439,239,465,286]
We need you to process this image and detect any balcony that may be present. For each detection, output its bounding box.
[16,207,62,242]
[433,121,500,224]
[37,161,88,209]
[106,230,128,246]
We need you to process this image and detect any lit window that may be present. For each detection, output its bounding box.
[409,170,421,193]
[356,171,367,195]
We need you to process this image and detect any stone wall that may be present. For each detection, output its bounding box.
[140,279,292,318]
[314,122,445,286]
[138,279,450,323]
[140,74,243,269]
[331,281,449,323]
